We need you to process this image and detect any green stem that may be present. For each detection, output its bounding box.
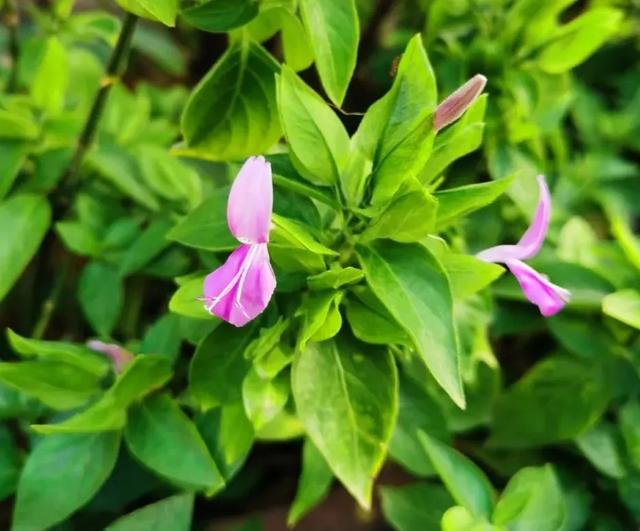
[3,0,19,92]
[56,13,138,209]
[32,255,71,339]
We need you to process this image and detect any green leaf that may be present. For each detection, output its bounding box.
[271,214,337,255]
[105,493,194,531]
[116,0,178,26]
[420,95,487,184]
[288,438,333,526]
[345,298,410,346]
[6,329,109,377]
[291,337,398,509]
[31,37,68,115]
[307,266,364,291]
[381,483,453,531]
[55,221,102,257]
[490,357,610,449]
[119,217,174,276]
[281,11,314,72]
[12,432,120,531]
[0,141,28,200]
[299,0,359,106]
[389,375,449,477]
[419,432,494,519]
[575,422,626,479]
[434,178,513,231]
[181,0,259,32]
[0,361,101,410]
[360,187,437,243]
[620,401,640,470]
[169,275,210,319]
[125,393,224,492]
[88,143,160,211]
[135,146,202,210]
[351,35,437,206]
[297,291,343,350]
[167,188,236,251]
[602,290,640,329]
[276,66,349,185]
[492,465,565,531]
[356,241,464,408]
[78,261,123,337]
[189,323,256,409]
[440,254,504,299]
[0,194,51,302]
[140,313,182,359]
[0,425,21,500]
[33,355,173,434]
[0,109,39,140]
[242,367,289,429]
[537,8,622,74]
[181,40,281,160]
[196,402,254,480]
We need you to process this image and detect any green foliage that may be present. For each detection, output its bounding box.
[1,0,638,528]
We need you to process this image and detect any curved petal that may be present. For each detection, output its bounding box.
[227,156,273,244]
[505,259,570,317]
[476,175,550,263]
[86,340,133,373]
[202,243,275,327]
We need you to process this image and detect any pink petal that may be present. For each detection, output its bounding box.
[86,340,133,373]
[227,156,273,244]
[202,243,276,327]
[434,74,487,131]
[505,259,570,317]
[476,175,551,263]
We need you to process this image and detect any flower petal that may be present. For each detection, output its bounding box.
[476,175,551,263]
[86,340,133,373]
[227,156,273,244]
[203,243,275,327]
[505,259,570,317]
[434,74,487,131]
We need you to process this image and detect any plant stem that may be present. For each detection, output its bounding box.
[57,13,138,207]
[32,255,71,339]
[3,0,19,92]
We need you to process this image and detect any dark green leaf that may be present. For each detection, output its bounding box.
[181,41,281,160]
[356,241,464,408]
[0,361,101,410]
[181,0,259,32]
[288,438,333,526]
[189,323,256,409]
[291,337,397,508]
[419,432,494,519]
[381,482,453,531]
[0,194,51,302]
[125,394,224,492]
[105,493,194,531]
[167,188,236,251]
[78,261,123,337]
[12,432,120,531]
[299,0,359,106]
[276,66,349,185]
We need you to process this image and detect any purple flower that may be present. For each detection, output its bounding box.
[476,175,570,317]
[87,340,133,373]
[201,156,276,327]
[434,74,487,131]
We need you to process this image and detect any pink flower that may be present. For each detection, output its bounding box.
[476,175,570,317]
[87,340,133,373]
[434,74,487,131]
[200,156,276,327]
